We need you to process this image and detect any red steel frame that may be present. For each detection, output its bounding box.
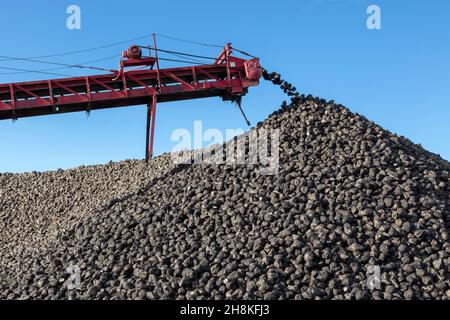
[0,41,261,161]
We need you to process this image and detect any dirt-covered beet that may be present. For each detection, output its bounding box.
[0,72,449,300]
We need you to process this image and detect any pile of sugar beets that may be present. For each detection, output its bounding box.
[0,68,449,300]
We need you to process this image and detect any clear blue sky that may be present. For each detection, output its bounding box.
[0,0,449,173]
